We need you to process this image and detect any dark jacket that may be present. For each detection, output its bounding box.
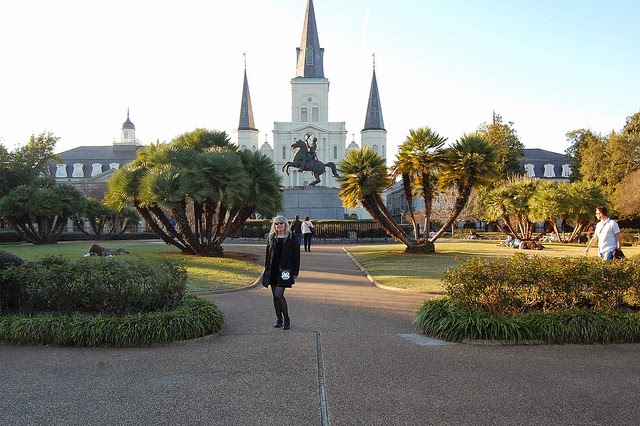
[291,219,302,235]
[262,233,301,287]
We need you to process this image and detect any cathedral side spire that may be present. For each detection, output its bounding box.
[238,61,256,131]
[295,0,324,78]
[237,54,259,151]
[363,59,385,131]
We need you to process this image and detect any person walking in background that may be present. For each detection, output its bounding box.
[584,206,621,260]
[262,215,300,330]
[291,214,303,245]
[301,216,315,252]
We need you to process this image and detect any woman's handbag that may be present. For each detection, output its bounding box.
[279,268,292,282]
[613,248,625,259]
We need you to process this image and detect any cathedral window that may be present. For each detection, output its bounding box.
[306,48,314,65]
[312,107,319,122]
[372,145,379,154]
[301,107,308,122]
[333,146,337,159]
[282,146,287,159]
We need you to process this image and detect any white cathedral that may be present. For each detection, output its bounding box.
[236,0,387,189]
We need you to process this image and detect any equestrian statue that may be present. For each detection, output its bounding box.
[282,133,339,186]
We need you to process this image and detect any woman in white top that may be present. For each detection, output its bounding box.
[301,216,315,252]
[584,206,621,260]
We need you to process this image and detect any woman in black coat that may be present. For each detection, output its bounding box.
[262,215,300,330]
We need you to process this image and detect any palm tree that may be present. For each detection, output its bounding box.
[338,147,432,253]
[105,129,282,256]
[0,177,85,244]
[391,127,447,240]
[431,134,498,242]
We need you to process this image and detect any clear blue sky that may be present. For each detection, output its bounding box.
[1,0,638,161]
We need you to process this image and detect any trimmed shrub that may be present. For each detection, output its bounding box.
[417,253,640,344]
[442,253,639,315]
[0,256,186,315]
[0,250,24,270]
[415,298,640,344]
[0,295,224,347]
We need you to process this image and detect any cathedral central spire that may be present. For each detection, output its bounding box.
[363,58,385,131]
[295,0,324,78]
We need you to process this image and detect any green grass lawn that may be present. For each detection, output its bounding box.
[347,240,640,292]
[0,240,263,293]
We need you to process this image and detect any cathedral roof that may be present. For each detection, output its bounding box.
[238,69,257,131]
[295,0,324,78]
[363,68,385,131]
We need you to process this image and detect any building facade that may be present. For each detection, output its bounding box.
[386,148,573,230]
[237,0,387,191]
[50,110,143,199]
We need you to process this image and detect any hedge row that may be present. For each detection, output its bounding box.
[415,298,640,344]
[416,253,640,344]
[443,253,640,315]
[0,256,187,316]
[0,295,224,347]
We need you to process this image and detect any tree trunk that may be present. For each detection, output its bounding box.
[361,195,418,249]
[401,173,420,240]
[135,205,189,251]
[422,172,434,239]
[431,180,473,243]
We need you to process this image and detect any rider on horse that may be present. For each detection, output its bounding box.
[298,133,318,172]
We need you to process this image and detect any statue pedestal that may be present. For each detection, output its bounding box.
[282,186,344,220]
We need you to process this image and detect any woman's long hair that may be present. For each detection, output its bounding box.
[268,215,292,239]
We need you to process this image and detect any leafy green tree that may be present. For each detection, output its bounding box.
[338,147,433,253]
[613,169,640,218]
[475,112,524,179]
[104,128,282,256]
[431,134,499,242]
[73,198,140,239]
[0,131,60,196]
[566,112,640,198]
[565,129,602,182]
[390,127,447,240]
[623,111,640,139]
[0,177,85,244]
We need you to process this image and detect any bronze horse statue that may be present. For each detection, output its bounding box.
[282,139,339,186]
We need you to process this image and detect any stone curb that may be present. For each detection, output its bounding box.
[342,247,444,295]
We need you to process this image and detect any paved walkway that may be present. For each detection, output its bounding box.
[2,243,640,425]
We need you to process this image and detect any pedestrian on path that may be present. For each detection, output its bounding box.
[301,216,315,252]
[584,205,621,260]
[291,214,303,245]
[262,215,300,330]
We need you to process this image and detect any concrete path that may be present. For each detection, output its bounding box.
[2,243,640,425]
